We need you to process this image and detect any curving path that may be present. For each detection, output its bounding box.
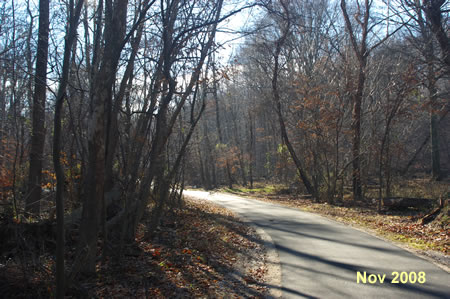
[184,190,450,299]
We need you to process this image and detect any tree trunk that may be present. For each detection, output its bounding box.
[403,2,445,179]
[53,1,83,296]
[102,18,145,258]
[248,111,254,189]
[351,67,364,201]
[213,60,233,188]
[27,0,50,215]
[198,146,209,189]
[271,3,315,197]
[202,126,212,189]
[203,120,216,188]
[131,0,224,239]
[422,7,442,180]
[429,73,441,180]
[402,106,448,175]
[76,0,128,275]
[423,0,450,69]
[340,0,372,202]
[231,112,247,186]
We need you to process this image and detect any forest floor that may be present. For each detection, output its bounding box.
[0,199,270,298]
[220,184,449,269]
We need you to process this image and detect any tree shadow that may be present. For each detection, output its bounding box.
[194,198,450,298]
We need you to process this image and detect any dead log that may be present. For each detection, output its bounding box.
[382,197,433,209]
[420,197,446,225]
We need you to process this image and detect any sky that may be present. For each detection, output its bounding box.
[214,0,423,63]
[215,2,263,62]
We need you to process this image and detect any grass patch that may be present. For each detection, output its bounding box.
[221,184,285,195]
[364,178,449,199]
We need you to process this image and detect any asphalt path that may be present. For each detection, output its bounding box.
[184,190,450,299]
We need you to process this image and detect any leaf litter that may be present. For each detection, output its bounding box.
[0,198,271,298]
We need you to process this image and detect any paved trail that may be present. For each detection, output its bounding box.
[184,190,450,299]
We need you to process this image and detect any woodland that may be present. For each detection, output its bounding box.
[0,0,449,297]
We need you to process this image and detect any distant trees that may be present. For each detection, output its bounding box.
[340,0,403,200]
[186,0,448,201]
[389,0,449,180]
[270,0,318,196]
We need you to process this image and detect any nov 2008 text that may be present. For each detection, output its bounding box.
[356,271,426,284]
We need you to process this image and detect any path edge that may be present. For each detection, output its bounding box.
[184,191,283,298]
[237,216,283,298]
[208,192,283,298]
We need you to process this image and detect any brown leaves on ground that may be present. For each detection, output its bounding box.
[79,198,268,298]
[0,199,269,298]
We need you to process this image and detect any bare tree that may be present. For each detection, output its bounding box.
[269,0,315,196]
[213,60,235,189]
[75,0,130,275]
[422,0,450,69]
[392,0,447,179]
[52,0,84,296]
[340,0,401,200]
[27,0,50,215]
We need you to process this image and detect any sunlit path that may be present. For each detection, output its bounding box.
[185,190,450,299]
